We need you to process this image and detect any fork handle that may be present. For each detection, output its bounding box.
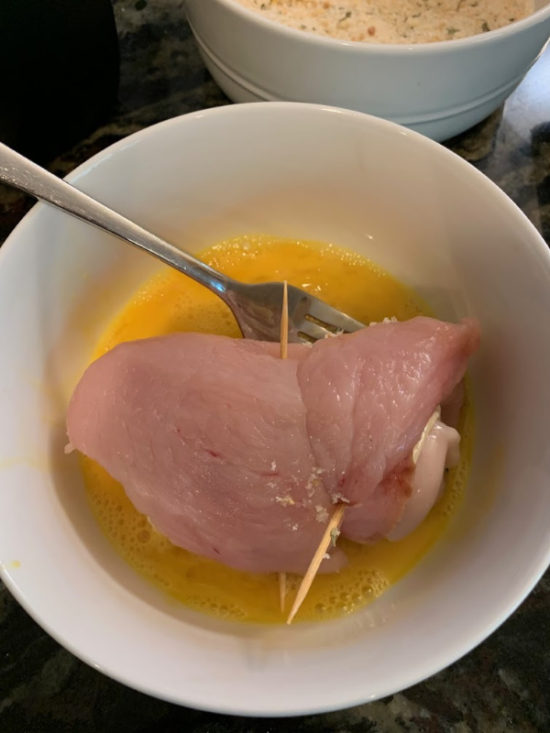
[0,142,234,298]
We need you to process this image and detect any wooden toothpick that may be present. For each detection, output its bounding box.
[286,503,346,625]
[279,281,289,611]
[279,571,287,612]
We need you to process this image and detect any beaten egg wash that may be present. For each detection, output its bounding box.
[81,235,473,623]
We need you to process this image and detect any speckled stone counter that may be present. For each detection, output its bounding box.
[1,2,549,731]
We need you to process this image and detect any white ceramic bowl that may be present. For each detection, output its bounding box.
[184,0,550,141]
[1,103,550,716]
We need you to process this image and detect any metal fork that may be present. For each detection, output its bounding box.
[0,142,365,343]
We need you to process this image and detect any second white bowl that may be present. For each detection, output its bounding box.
[184,0,550,141]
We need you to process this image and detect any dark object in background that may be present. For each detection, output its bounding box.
[0,0,119,163]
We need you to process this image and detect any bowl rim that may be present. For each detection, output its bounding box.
[203,0,550,54]
[2,101,550,716]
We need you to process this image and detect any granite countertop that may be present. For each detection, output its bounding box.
[1,1,549,731]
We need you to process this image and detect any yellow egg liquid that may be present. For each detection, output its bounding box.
[80,235,473,623]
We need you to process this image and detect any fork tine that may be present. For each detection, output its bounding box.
[295,320,336,343]
[305,296,365,334]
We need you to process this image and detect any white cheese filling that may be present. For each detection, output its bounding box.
[387,409,460,541]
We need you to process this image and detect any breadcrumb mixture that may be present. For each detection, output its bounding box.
[235,0,534,43]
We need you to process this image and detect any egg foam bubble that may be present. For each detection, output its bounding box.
[80,235,474,624]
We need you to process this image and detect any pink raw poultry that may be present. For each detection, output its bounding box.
[67,317,479,574]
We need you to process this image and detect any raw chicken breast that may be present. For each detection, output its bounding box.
[67,317,479,574]
[298,317,479,541]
